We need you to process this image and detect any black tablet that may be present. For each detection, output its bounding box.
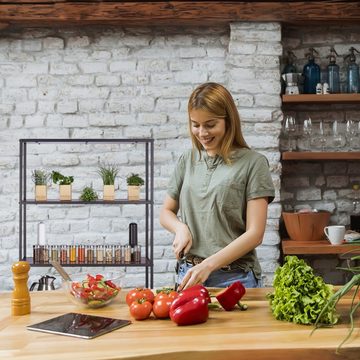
[27,312,131,339]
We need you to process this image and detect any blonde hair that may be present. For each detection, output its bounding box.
[188,82,249,164]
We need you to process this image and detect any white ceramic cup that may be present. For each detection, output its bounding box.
[324,225,345,245]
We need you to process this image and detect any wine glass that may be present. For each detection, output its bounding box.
[283,115,297,152]
[332,120,346,151]
[346,119,358,151]
[311,120,327,152]
[300,117,312,151]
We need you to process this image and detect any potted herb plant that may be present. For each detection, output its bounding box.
[127,173,144,201]
[97,164,119,201]
[51,171,74,201]
[31,169,51,201]
[79,186,98,202]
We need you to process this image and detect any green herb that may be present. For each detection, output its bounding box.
[127,173,144,186]
[313,254,360,352]
[97,164,119,185]
[31,169,51,185]
[267,256,337,325]
[51,171,74,185]
[79,186,98,202]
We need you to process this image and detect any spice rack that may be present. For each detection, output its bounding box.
[19,138,154,287]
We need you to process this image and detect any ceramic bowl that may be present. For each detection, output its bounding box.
[63,273,122,309]
[282,210,331,242]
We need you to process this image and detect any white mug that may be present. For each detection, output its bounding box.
[324,225,345,245]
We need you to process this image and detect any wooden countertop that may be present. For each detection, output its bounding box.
[0,288,359,360]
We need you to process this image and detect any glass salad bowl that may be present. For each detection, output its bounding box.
[63,273,122,309]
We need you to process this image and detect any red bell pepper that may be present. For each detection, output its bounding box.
[177,284,211,303]
[215,280,246,311]
[169,285,210,326]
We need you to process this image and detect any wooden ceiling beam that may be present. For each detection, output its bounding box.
[0,1,359,28]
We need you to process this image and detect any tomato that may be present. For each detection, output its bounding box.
[156,289,178,302]
[167,290,179,302]
[152,293,173,319]
[126,288,155,306]
[129,299,153,320]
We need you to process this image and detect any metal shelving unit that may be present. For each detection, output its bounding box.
[19,138,154,287]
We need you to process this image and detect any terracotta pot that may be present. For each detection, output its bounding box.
[35,185,47,201]
[103,185,115,201]
[127,185,140,200]
[59,184,72,201]
[282,211,331,241]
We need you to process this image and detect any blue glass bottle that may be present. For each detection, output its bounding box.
[327,47,340,93]
[345,47,360,93]
[303,48,321,94]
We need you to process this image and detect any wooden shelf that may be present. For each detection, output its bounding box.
[282,240,360,255]
[1,1,360,29]
[282,152,360,160]
[282,94,360,104]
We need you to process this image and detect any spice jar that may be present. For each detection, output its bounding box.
[105,245,113,263]
[96,245,104,263]
[69,245,76,263]
[124,245,132,263]
[78,245,85,264]
[134,245,141,263]
[114,245,122,263]
[51,245,59,262]
[87,245,94,264]
[33,245,40,264]
[60,245,68,264]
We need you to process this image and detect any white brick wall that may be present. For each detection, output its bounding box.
[0,24,281,290]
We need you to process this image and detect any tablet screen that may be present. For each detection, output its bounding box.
[27,312,131,339]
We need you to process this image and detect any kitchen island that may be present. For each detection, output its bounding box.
[0,288,358,360]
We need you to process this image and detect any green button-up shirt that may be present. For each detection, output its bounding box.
[167,147,275,279]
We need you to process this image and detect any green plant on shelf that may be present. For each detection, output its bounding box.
[127,173,144,186]
[79,186,98,202]
[97,164,119,185]
[51,171,74,185]
[31,169,51,185]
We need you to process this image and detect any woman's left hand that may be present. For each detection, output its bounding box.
[178,262,212,291]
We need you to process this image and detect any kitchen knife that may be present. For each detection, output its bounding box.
[174,250,186,291]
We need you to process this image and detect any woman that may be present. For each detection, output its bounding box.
[160,82,275,290]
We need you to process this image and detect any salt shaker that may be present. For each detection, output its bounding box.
[322,82,330,94]
[11,261,31,316]
[316,83,323,94]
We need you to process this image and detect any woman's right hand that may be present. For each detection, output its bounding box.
[173,223,192,259]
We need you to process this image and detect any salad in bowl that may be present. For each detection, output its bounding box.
[64,273,121,309]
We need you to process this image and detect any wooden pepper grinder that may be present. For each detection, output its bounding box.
[11,261,31,316]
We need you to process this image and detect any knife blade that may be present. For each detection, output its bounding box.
[174,250,186,291]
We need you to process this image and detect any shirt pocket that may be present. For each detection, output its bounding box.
[218,180,245,210]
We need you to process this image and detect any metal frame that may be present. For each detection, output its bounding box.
[19,138,154,288]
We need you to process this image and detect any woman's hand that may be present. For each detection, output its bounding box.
[178,261,212,291]
[173,223,192,259]
[160,195,193,259]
